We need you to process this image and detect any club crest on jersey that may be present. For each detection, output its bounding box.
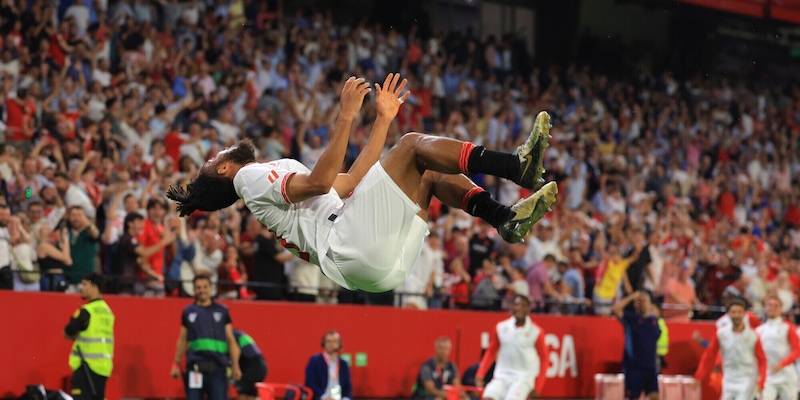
[213,312,223,322]
[188,312,197,323]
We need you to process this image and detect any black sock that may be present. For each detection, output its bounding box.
[465,191,514,228]
[466,146,520,179]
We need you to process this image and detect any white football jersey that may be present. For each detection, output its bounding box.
[233,159,343,266]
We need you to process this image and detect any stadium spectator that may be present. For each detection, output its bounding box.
[305,331,352,400]
[413,336,462,400]
[287,258,322,303]
[662,260,704,321]
[8,214,37,291]
[399,233,443,310]
[188,227,223,295]
[35,221,71,292]
[471,256,503,311]
[0,0,795,320]
[0,204,11,290]
[476,295,548,400]
[135,198,171,296]
[65,205,99,292]
[526,253,559,313]
[593,242,640,316]
[251,226,293,301]
[170,274,241,400]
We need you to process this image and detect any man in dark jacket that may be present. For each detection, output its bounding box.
[305,331,352,400]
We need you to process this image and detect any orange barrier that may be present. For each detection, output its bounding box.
[0,291,716,399]
[444,384,483,400]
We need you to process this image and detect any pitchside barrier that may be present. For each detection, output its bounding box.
[1,291,718,399]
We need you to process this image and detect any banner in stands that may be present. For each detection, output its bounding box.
[0,292,717,399]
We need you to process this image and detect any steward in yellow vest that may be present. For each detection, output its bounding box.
[64,272,114,400]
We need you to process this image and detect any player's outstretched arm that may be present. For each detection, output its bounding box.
[284,77,370,203]
[333,73,410,198]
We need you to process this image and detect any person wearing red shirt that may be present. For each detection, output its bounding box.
[4,88,35,142]
[731,226,766,259]
[49,22,74,68]
[703,253,740,305]
[716,186,737,223]
[476,295,549,400]
[137,199,171,292]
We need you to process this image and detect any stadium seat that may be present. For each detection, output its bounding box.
[594,373,624,400]
[255,382,313,400]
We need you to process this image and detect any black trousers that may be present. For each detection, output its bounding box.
[71,363,107,400]
[237,356,268,396]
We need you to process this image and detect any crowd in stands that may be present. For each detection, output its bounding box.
[0,0,798,321]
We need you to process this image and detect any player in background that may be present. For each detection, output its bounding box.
[475,295,548,400]
[755,295,800,400]
[694,297,767,400]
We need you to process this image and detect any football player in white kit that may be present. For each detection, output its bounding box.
[475,295,549,400]
[167,73,558,293]
[756,295,800,400]
[695,297,768,400]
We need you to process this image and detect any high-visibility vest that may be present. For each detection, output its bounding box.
[69,299,115,377]
[657,318,669,356]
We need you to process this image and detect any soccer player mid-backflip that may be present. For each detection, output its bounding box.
[167,73,557,293]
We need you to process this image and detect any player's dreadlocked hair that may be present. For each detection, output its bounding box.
[166,139,256,217]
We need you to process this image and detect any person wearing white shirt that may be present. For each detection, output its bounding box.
[756,295,800,400]
[476,295,549,399]
[399,233,443,310]
[64,0,90,35]
[53,173,96,219]
[0,204,11,289]
[695,297,768,400]
[92,58,112,87]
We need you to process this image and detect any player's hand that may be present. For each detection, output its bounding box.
[375,72,410,120]
[771,363,783,374]
[339,76,371,119]
[170,364,181,379]
[474,376,484,388]
[232,365,242,381]
[528,389,539,399]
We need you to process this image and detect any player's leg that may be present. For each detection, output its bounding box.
[416,170,556,243]
[503,381,534,400]
[778,380,798,400]
[481,377,509,400]
[761,383,778,400]
[380,111,550,202]
[643,369,659,400]
[623,369,645,400]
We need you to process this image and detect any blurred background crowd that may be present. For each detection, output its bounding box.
[0,0,799,321]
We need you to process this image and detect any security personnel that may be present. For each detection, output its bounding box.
[233,329,268,400]
[170,274,241,400]
[657,313,669,371]
[63,272,114,400]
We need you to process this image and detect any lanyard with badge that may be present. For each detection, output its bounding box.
[189,364,203,389]
[322,352,341,400]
